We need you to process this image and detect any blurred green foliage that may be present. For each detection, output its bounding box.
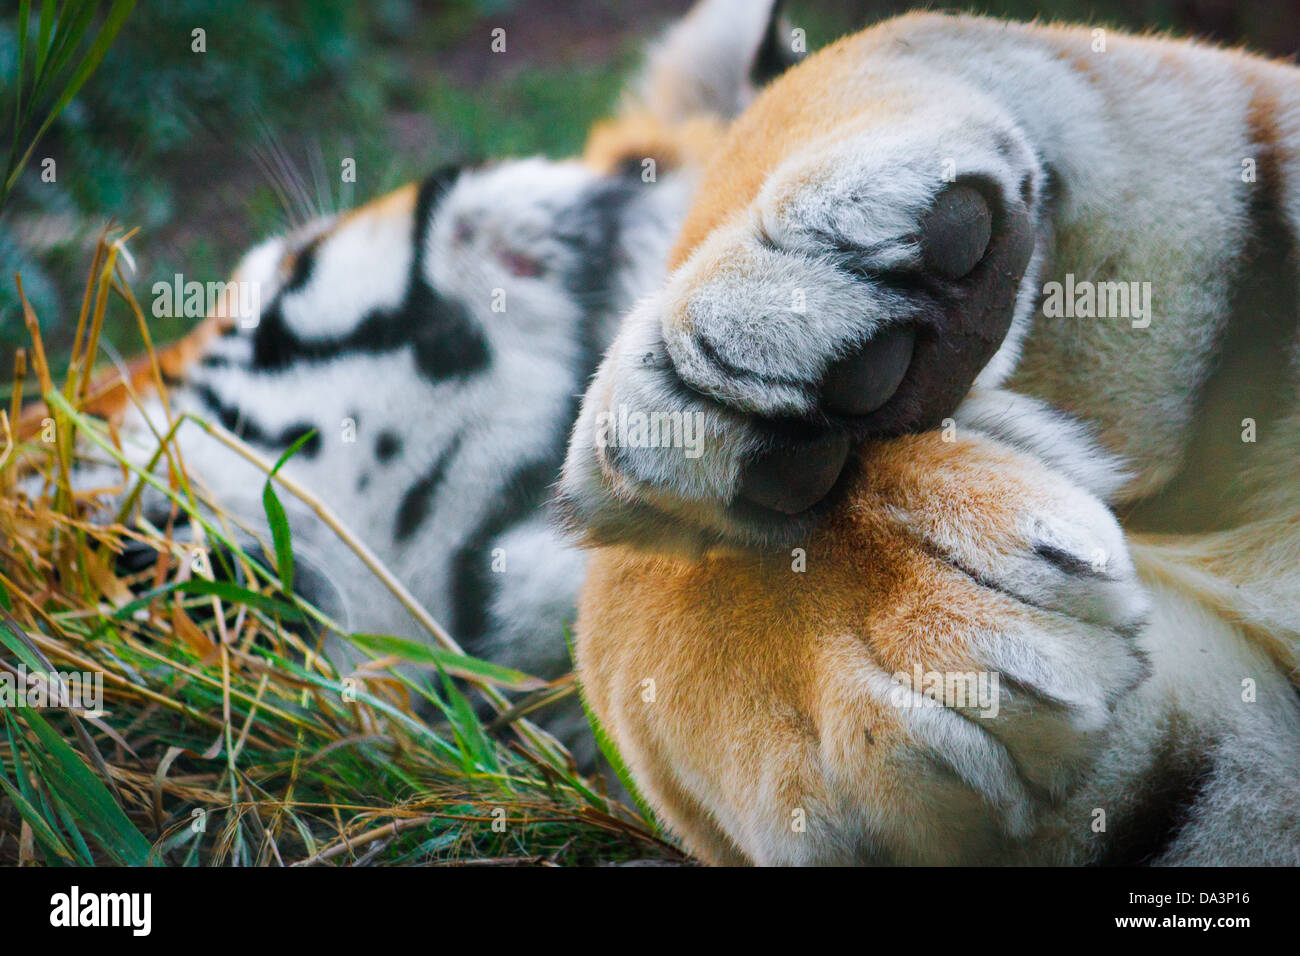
[0,0,640,374]
[2,0,1297,381]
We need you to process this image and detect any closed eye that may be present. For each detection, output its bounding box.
[496,245,546,278]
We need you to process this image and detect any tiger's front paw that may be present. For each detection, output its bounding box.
[558,127,1048,550]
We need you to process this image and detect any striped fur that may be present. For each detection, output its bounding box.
[28,1,794,760]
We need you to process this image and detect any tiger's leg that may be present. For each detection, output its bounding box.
[557,72,1051,550]
[557,15,1300,552]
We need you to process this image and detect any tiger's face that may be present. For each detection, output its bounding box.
[84,0,795,754]
[224,158,637,374]
[155,156,685,675]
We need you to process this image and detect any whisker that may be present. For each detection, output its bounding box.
[306,141,335,219]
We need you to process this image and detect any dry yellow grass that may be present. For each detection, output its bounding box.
[0,230,675,866]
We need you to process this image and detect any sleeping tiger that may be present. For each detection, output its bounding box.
[20,0,1300,863]
[561,6,1300,863]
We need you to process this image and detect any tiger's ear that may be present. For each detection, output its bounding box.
[634,0,804,124]
[583,0,803,176]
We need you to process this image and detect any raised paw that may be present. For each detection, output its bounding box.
[559,113,1049,550]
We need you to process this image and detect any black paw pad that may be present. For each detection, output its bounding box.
[739,430,851,515]
[821,325,915,417]
[920,183,992,280]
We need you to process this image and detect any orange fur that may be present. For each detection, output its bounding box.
[583,110,728,177]
[665,25,927,270]
[578,434,1069,864]
[16,310,229,442]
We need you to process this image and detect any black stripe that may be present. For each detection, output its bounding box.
[407,166,491,381]
[445,179,637,652]
[749,0,804,88]
[393,434,463,543]
[192,383,321,458]
[556,176,640,379]
[407,276,490,381]
[249,167,490,383]
[1033,542,1117,581]
[449,456,562,653]
[1096,739,1212,866]
[285,236,324,293]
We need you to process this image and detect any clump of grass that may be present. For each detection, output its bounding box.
[2,0,137,214]
[0,230,679,866]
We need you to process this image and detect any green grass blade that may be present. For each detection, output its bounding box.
[0,777,76,863]
[33,0,56,82]
[435,664,497,773]
[20,707,155,865]
[564,628,661,832]
[47,785,98,865]
[113,578,306,625]
[0,608,49,674]
[347,632,547,692]
[260,428,317,596]
[4,0,135,201]
[7,0,32,189]
[261,479,295,595]
[28,0,93,108]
